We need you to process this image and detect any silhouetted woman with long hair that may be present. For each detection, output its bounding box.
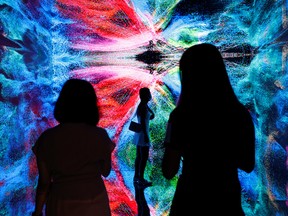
[161,43,255,215]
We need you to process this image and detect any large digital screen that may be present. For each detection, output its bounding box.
[0,0,287,215]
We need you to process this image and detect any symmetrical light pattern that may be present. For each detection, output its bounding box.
[0,0,287,215]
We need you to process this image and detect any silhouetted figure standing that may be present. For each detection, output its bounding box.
[133,87,155,187]
[31,79,115,216]
[161,43,255,216]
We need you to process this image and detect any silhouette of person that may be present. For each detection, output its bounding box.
[161,43,255,216]
[133,87,155,187]
[31,78,115,216]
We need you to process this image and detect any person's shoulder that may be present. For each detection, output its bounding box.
[138,102,147,110]
[33,126,57,154]
[94,125,107,132]
[168,107,183,122]
[86,125,109,136]
[38,125,58,138]
[88,126,114,148]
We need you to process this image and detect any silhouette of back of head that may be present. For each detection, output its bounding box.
[178,43,238,108]
[54,79,99,125]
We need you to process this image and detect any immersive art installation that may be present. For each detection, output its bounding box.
[0,0,287,215]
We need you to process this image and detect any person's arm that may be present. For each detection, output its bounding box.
[162,146,182,179]
[148,106,155,120]
[161,112,183,179]
[237,109,255,173]
[100,129,115,177]
[33,158,51,216]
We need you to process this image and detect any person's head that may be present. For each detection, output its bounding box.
[178,43,238,106]
[54,78,99,125]
[139,87,152,102]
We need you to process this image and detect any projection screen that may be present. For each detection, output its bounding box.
[0,0,287,215]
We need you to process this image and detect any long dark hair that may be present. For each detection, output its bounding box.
[178,43,240,109]
[54,79,100,125]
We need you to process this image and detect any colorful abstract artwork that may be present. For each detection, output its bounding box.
[0,0,288,215]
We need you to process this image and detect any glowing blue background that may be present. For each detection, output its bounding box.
[0,0,288,215]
